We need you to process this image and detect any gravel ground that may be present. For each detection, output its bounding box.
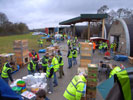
[12,41,133,100]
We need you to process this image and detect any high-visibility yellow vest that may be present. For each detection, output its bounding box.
[115,70,133,100]
[40,40,43,44]
[63,75,86,100]
[1,62,12,78]
[52,57,59,72]
[68,50,73,59]
[58,56,64,66]
[27,60,36,71]
[42,56,49,67]
[67,40,70,46]
[109,66,121,78]
[46,65,54,78]
[73,50,77,58]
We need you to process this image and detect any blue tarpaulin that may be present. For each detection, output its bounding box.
[38,49,46,53]
[41,35,50,39]
[114,55,128,61]
[0,78,23,100]
[97,76,114,100]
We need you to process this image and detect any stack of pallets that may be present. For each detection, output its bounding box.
[0,53,17,73]
[87,64,98,100]
[80,42,93,68]
[13,40,29,66]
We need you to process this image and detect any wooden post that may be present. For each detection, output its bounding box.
[88,22,90,40]
[102,19,105,38]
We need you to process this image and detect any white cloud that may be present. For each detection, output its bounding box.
[0,0,133,29]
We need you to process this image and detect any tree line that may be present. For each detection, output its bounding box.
[0,12,29,36]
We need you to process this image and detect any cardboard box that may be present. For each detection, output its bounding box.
[80,59,91,68]
[14,40,28,48]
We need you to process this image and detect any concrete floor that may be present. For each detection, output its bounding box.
[12,41,133,100]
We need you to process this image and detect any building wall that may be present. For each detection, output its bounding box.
[108,20,127,55]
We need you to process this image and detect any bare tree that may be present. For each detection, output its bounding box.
[97,5,109,14]
[0,12,8,26]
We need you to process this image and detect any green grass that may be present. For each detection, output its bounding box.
[0,32,51,53]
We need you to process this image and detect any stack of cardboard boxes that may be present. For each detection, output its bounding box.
[46,45,59,55]
[80,42,93,67]
[0,53,17,73]
[13,40,29,66]
[87,64,98,100]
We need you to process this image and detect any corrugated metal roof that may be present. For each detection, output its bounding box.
[59,14,108,25]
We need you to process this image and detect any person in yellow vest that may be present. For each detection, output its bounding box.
[42,52,49,73]
[67,47,73,69]
[63,74,87,100]
[72,48,78,65]
[50,54,59,87]
[27,58,38,75]
[1,62,14,84]
[106,68,133,100]
[67,39,71,48]
[78,42,80,54]
[46,59,54,94]
[109,65,122,78]
[40,39,43,47]
[57,53,64,78]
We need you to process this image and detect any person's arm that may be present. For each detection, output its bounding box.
[30,62,33,72]
[76,83,85,100]
[59,57,62,64]
[73,51,76,55]
[67,51,70,57]
[7,69,13,82]
[49,68,54,78]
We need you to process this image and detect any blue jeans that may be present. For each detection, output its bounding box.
[53,72,58,86]
[68,58,72,68]
[45,97,50,100]
[73,57,77,65]
[110,48,113,55]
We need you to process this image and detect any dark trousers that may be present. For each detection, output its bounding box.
[59,66,64,78]
[42,66,47,73]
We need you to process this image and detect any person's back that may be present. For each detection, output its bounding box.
[106,69,133,100]
[64,75,86,100]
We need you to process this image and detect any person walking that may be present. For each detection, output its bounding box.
[67,39,71,48]
[46,59,54,94]
[67,47,73,68]
[93,41,96,54]
[40,39,43,47]
[42,52,49,73]
[63,74,87,100]
[1,62,14,84]
[50,54,59,87]
[72,48,78,65]
[58,53,64,78]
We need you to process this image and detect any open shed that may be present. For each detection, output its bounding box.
[59,14,108,39]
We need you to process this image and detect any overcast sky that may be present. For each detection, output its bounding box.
[0,0,133,29]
